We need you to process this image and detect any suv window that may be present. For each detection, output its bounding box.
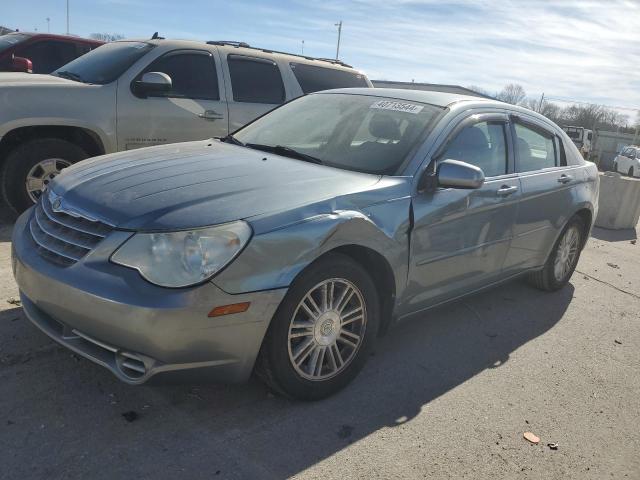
[18,40,78,73]
[228,55,285,104]
[514,122,556,172]
[440,121,508,177]
[290,62,369,94]
[141,51,219,100]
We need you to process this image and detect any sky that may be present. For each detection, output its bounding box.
[3,0,640,121]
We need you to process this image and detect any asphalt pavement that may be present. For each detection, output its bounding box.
[0,217,638,480]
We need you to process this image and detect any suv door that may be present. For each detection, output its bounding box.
[224,54,286,131]
[504,116,577,271]
[116,48,228,150]
[406,113,520,311]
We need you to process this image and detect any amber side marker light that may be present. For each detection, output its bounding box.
[208,302,251,317]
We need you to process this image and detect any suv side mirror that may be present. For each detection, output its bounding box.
[11,56,33,73]
[132,72,172,98]
[437,159,485,189]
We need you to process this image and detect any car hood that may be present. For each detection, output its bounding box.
[51,140,382,231]
[0,72,78,86]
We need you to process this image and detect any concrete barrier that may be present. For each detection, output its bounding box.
[595,172,640,229]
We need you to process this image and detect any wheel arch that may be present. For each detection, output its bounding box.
[314,244,397,335]
[573,207,593,246]
[0,125,107,165]
[215,209,409,334]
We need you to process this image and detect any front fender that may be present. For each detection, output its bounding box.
[213,200,411,298]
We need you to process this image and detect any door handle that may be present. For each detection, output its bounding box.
[198,110,224,120]
[557,174,573,184]
[496,185,518,196]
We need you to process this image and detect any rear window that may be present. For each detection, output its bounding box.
[228,55,285,104]
[290,62,369,94]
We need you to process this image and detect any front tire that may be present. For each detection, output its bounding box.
[527,216,585,291]
[1,138,88,214]
[256,253,380,400]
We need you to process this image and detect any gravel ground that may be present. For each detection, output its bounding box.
[0,217,638,480]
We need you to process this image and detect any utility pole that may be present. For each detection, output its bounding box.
[301,40,304,55]
[46,17,50,33]
[538,92,545,113]
[335,20,342,60]
[66,0,69,35]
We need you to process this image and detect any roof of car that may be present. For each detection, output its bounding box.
[127,38,361,71]
[10,32,103,44]
[317,87,493,107]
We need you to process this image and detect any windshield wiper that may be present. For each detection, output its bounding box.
[219,134,245,146]
[245,143,323,165]
[55,70,85,83]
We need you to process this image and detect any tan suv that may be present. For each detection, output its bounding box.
[0,38,371,213]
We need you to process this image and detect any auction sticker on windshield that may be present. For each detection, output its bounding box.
[370,100,424,114]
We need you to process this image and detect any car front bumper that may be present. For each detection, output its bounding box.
[11,210,287,384]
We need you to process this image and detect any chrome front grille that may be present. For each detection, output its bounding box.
[29,194,113,266]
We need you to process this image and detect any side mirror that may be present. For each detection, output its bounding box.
[436,159,485,189]
[132,71,172,98]
[11,56,33,73]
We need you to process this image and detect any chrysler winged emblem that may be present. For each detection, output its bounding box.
[52,198,62,211]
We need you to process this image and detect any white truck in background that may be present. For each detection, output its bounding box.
[562,126,593,159]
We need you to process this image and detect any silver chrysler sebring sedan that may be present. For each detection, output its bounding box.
[12,89,599,400]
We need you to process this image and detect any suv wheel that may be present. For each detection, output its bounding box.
[527,216,585,291]
[256,253,379,400]
[1,138,88,214]
[630,167,635,177]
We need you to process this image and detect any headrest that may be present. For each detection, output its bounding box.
[368,113,402,141]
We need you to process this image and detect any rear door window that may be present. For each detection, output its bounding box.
[141,51,219,100]
[514,122,557,172]
[290,62,368,93]
[228,55,285,104]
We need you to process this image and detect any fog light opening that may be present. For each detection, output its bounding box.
[115,351,147,379]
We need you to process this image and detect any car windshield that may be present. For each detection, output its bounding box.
[564,128,582,140]
[52,41,154,84]
[0,33,30,53]
[233,93,444,175]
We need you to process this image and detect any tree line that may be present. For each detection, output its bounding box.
[468,83,638,134]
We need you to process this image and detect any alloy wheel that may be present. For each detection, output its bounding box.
[553,225,580,282]
[25,158,71,203]
[287,278,367,381]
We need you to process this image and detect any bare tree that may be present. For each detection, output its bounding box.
[496,83,527,105]
[90,33,124,42]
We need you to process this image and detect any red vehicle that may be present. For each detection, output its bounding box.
[0,32,103,74]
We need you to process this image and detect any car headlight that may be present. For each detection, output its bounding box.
[111,221,252,288]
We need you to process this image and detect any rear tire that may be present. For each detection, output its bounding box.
[612,161,617,173]
[630,167,635,177]
[527,216,586,292]
[1,138,88,214]
[256,253,380,400]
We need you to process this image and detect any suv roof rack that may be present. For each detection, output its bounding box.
[206,40,353,68]
[206,40,250,48]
